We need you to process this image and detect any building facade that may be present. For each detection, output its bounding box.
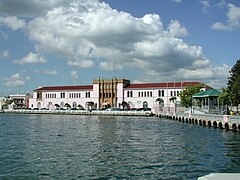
[9,94,32,109]
[29,78,204,113]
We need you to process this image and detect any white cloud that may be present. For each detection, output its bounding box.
[0,0,229,89]
[0,30,8,40]
[13,52,46,64]
[1,50,10,59]
[167,20,188,37]
[171,0,182,3]
[199,0,211,12]
[70,70,79,80]
[0,16,25,30]
[211,3,240,30]
[4,73,30,87]
[67,59,94,68]
[35,69,57,75]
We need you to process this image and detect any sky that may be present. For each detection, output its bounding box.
[0,0,239,96]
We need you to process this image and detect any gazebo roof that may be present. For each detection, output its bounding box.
[193,89,221,98]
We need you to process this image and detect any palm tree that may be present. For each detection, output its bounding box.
[169,97,177,103]
[121,101,129,110]
[155,97,164,106]
[64,103,71,109]
[87,101,95,110]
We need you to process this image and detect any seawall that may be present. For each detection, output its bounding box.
[159,113,240,132]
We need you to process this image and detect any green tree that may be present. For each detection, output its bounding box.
[4,98,13,105]
[155,97,164,106]
[179,84,203,108]
[218,87,232,106]
[227,59,240,112]
[169,96,177,103]
[121,101,129,110]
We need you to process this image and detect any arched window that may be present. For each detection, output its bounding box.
[37,102,41,109]
[73,102,77,108]
[48,102,53,110]
[143,101,148,110]
[60,102,64,109]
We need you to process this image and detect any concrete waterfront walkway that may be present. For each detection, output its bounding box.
[159,112,240,132]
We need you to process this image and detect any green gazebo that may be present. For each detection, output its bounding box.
[192,89,221,114]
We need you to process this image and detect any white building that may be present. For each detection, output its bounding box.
[29,78,204,113]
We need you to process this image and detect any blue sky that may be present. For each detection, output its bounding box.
[0,0,239,96]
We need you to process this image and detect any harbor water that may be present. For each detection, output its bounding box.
[0,114,240,179]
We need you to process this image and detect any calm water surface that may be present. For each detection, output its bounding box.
[0,114,240,179]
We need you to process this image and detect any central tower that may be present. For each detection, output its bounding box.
[93,78,130,109]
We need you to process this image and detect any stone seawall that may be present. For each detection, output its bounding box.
[159,113,240,132]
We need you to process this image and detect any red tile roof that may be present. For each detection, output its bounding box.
[34,85,93,91]
[34,81,205,91]
[124,82,202,89]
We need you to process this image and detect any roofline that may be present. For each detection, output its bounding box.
[34,85,93,91]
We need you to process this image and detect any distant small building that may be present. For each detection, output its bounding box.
[9,94,32,109]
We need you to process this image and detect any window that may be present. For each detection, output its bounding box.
[150,92,152,97]
[138,92,141,97]
[86,92,91,98]
[143,101,148,110]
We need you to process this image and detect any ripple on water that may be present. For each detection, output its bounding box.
[0,115,240,179]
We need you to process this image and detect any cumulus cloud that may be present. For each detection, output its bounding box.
[70,70,79,80]
[171,0,182,3]
[199,0,211,12]
[0,0,230,89]
[211,3,240,30]
[4,73,30,87]
[67,59,94,68]
[35,69,57,75]
[13,52,46,64]
[167,20,188,37]
[0,16,25,30]
[1,50,10,59]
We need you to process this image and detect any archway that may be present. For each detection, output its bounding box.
[143,101,148,110]
[60,102,64,109]
[72,102,77,109]
[37,102,41,109]
[48,102,53,110]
